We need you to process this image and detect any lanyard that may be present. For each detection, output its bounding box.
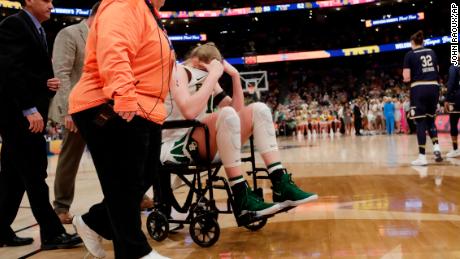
[144,0,174,50]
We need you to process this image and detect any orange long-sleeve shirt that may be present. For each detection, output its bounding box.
[68,0,174,124]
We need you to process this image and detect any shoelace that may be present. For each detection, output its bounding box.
[286,173,295,184]
[284,173,301,190]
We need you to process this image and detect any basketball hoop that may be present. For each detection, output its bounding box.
[248,85,256,95]
[240,71,268,103]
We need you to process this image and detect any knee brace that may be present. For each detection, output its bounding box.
[251,102,278,154]
[216,107,241,168]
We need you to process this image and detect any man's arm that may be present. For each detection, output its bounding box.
[0,16,46,133]
[52,28,77,118]
[0,17,36,111]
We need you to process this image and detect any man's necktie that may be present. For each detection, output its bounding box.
[38,27,48,52]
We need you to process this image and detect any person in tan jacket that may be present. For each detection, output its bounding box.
[49,1,100,224]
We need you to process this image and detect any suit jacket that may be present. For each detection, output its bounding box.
[49,21,88,123]
[0,10,55,125]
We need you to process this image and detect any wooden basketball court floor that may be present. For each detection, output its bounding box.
[1,133,460,259]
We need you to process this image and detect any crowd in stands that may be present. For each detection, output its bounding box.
[257,65,449,137]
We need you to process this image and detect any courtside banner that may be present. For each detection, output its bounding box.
[168,34,207,42]
[2,0,376,18]
[226,36,451,65]
[436,114,460,133]
[365,12,424,27]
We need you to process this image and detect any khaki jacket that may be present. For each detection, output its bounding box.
[49,20,88,123]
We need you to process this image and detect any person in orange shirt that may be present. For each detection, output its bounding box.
[68,0,173,258]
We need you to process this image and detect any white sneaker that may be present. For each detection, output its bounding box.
[446,149,460,158]
[140,250,170,259]
[72,216,106,258]
[447,158,460,165]
[433,144,443,162]
[411,154,428,166]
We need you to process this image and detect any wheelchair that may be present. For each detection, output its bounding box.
[146,120,294,247]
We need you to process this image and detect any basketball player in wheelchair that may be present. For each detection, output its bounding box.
[154,43,317,237]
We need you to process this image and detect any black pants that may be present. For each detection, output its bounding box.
[339,118,345,134]
[410,85,439,118]
[0,113,65,241]
[449,92,460,137]
[354,118,362,135]
[72,105,161,259]
[450,113,460,136]
[407,112,416,134]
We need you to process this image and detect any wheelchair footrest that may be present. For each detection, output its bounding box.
[235,212,273,227]
[278,206,296,214]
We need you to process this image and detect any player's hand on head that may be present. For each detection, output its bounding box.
[200,59,223,76]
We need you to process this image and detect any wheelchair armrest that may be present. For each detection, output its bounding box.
[162,119,205,129]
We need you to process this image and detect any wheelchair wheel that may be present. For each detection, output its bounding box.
[244,218,267,231]
[191,199,219,221]
[146,211,169,242]
[189,214,220,247]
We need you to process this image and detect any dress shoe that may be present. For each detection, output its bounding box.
[57,211,74,224]
[41,233,82,250]
[0,236,34,247]
[72,215,106,258]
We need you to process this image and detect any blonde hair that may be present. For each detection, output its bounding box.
[188,42,223,63]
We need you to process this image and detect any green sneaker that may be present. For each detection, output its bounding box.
[272,173,318,208]
[234,188,281,217]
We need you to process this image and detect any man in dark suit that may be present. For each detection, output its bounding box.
[353,100,363,136]
[0,0,82,249]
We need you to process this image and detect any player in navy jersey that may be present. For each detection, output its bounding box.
[403,31,442,166]
[445,61,460,158]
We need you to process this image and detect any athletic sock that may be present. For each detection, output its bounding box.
[427,118,439,145]
[416,118,427,155]
[230,176,249,196]
[418,145,426,155]
[267,162,285,183]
